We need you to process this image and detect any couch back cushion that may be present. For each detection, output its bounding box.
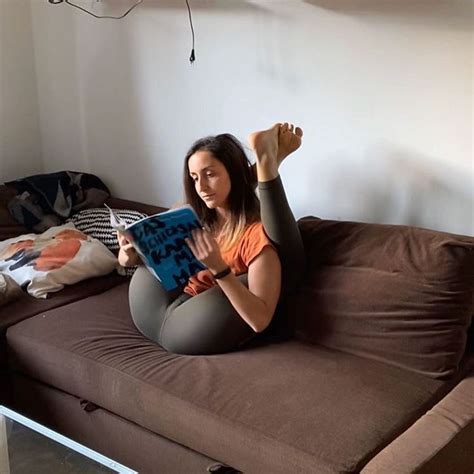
[292,217,474,379]
[104,197,166,217]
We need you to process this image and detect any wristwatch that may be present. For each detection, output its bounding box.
[212,267,232,280]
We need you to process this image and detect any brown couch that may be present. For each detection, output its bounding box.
[1,184,473,473]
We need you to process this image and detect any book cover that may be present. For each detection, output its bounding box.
[107,204,206,291]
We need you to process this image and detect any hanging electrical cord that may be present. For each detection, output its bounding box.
[185,0,195,64]
[48,0,143,19]
[48,0,197,63]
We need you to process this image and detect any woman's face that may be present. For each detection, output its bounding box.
[188,151,232,210]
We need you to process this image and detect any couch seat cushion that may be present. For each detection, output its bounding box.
[7,284,451,473]
[0,273,126,332]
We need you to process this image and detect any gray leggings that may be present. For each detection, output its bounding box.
[129,176,305,355]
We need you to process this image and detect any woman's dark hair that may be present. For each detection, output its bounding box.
[183,134,260,249]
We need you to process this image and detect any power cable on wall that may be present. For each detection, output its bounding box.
[48,0,143,19]
[48,0,196,63]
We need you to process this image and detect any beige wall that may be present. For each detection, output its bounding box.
[25,0,474,234]
[0,0,42,182]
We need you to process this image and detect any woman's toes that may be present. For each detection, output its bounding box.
[295,126,303,137]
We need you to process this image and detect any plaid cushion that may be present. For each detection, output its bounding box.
[68,208,147,276]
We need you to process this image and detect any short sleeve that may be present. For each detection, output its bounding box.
[240,222,275,267]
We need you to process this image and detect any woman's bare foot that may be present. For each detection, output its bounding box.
[277,123,303,164]
[248,123,281,182]
[248,122,303,182]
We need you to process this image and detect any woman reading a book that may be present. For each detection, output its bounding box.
[118,123,305,354]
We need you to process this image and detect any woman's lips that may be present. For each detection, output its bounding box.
[202,194,215,199]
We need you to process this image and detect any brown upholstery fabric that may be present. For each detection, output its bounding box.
[6,284,453,473]
[11,374,221,474]
[417,420,474,474]
[0,370,11,405]
[292,217,474,379]
[362,361,474,473]
[0,336,6,368]
[0,273,126,332]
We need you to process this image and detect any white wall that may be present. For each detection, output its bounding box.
[29,0,473,235]
[0,0,42,182]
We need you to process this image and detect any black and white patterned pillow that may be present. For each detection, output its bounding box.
[67,208,147,276]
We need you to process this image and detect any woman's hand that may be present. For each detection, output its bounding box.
[185,229,227,275]
[117,232,141,267]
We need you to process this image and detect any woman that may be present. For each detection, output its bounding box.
[118,122,305,355]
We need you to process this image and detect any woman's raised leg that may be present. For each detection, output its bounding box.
[248,123,305,295]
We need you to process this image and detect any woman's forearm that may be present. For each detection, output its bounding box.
[215,273,273,333]
[184,229,280,332]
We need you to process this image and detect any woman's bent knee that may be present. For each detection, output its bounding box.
[129,266,170,342]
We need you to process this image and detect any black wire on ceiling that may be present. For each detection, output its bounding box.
[48,0,143,19]
[48,0,196,63]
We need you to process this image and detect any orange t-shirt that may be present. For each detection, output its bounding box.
[183,222,274,296]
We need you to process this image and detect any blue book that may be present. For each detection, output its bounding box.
[106,204,206,291]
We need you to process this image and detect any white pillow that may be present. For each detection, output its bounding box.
[0,222,120,299]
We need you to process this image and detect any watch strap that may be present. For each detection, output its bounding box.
[212,266,232,280]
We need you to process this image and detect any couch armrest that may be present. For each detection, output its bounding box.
[361,359,474,473]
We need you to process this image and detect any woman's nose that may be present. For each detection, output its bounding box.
[197,180,208,193]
